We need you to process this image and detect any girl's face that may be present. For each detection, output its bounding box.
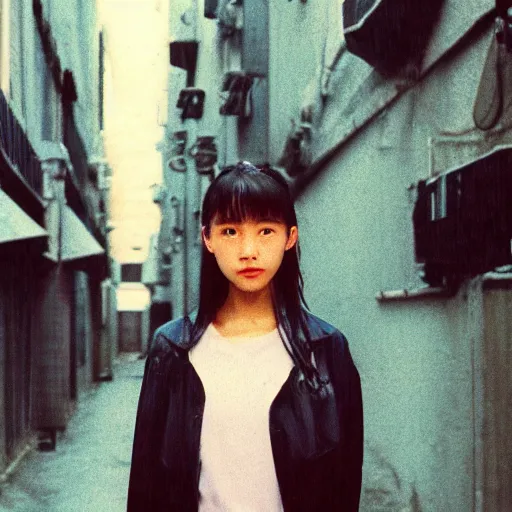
[203,218,298,294]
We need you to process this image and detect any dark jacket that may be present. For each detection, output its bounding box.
[127,311,363,511]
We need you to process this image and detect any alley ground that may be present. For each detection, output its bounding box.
[0,354,144,512]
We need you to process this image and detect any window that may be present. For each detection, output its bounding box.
[121,264,143,283]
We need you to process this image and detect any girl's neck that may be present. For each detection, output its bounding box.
[213,285,277,338]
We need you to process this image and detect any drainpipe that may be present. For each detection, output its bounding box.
[182,117,198,317]
[183,135,190,317]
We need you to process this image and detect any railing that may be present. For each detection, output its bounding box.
[0,89,43,197]
[63,106,107,248]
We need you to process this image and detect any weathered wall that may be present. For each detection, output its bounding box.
[9,0,101,155]
[268,0,338,164]
[46,0,100,155]
[165,0,240,317]
[294,7,499,511]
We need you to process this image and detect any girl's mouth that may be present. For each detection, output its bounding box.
[237,268,265,278]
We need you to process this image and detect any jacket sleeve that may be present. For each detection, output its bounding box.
[334,331,364,511]
[127,332,171,511]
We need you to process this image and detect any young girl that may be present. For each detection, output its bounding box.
[127,162,363,511]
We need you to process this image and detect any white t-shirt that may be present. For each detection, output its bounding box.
[189,323,294,512]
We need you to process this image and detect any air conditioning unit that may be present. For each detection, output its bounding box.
[412,147,512,287]
[343,0,445,76]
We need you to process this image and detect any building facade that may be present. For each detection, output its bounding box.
[0,0,113,472]
[158,0,512,510]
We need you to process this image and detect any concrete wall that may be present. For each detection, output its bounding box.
[293,4,501,510]
[45,0,101,155]
[268,0,335,164]
[296,144,475,509]
[8,0,45,138]
[8,0,101,155]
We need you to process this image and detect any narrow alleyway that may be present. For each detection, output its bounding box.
[0,355,144,512]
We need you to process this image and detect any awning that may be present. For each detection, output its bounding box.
[0,189,48,244]
[61,206,105,261]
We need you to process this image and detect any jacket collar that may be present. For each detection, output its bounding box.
[157,308,336,352]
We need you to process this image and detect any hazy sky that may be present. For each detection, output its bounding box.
[99,0,169,264]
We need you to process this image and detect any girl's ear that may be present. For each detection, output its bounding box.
[285,226,298,251]
[202,226,214,253]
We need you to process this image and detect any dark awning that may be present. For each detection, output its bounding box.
[0,189,47,244]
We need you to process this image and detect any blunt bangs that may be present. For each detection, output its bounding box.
[202,164,295,231]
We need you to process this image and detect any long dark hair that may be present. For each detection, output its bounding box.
[192,161,323,391]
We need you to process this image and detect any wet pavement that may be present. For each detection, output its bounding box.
[0,354,145,512]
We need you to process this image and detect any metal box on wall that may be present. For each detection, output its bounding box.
[413,147,512,287]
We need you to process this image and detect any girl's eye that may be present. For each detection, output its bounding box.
[222,228,237,236]
[261,228,274,235]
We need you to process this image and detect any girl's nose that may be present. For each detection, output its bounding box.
[239,236,258,259]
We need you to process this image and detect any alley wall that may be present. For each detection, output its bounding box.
[295,3,500,510]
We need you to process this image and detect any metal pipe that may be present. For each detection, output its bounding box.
[376,286,455,301]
